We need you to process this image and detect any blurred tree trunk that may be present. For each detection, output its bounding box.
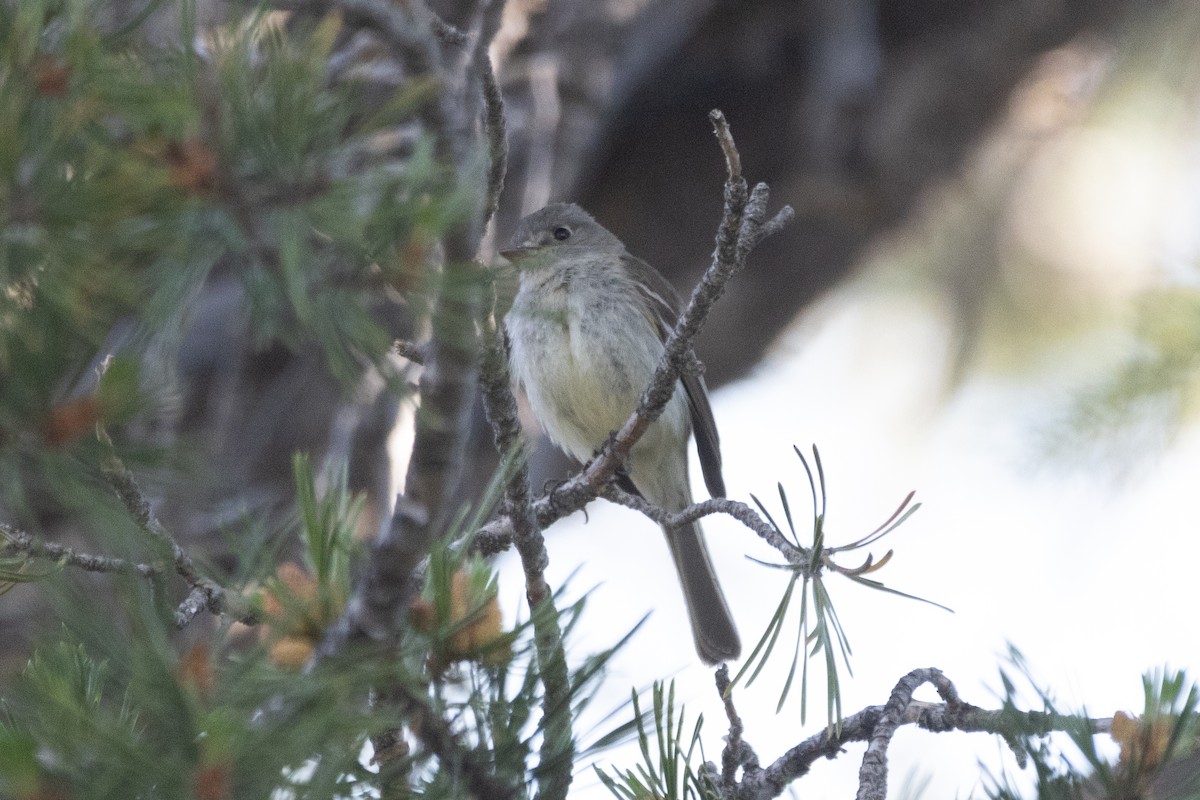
[494,0,1140,381]
[484,0,1149,488]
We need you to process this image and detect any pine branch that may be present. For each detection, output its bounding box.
[725,667,1115,800]
[316,0,504,654]
[479,319,573,800]
[393,682,521,800]
[0,447,254,629]
[99,442,253,628]
[600,486,801,563]
[1,523,159,578]
[715,666,758,792]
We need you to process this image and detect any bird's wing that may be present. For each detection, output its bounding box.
[621,253,726,499]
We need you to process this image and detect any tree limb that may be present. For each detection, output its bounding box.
[99,442,253,627]
[1,523,159,579]
[479,319,573,800]
[314,0,503,654]
[600,487,802,563]
[728,667,1115,800]
[715,665,758,792]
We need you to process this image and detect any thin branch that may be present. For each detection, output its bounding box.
[600,487,802,564]
[1,523,159,578]
[467,0,508,228]
[478,328,549,603]
[99,443,251,628]
[4,441,253,628]
[734,668,1114,800]
[751,205,795,250]
[481,53,507,226]
[715,665,758,791]
[473,461,806,559]
[100,449,194,580]
[710,109,742,183]
[479,319,573,800]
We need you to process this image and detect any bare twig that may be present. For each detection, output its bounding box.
[393,339,428,364]
[479,318,573,800]
[100,450,193,578]
[478,328,549,603]
[467,0,508,228]
[715,665,759,791]
[710,110,742,183]
[481,54,507,226]
[732,668,1114,800]
[474,455,807,561]
[600,487,802,564]
[1,523,159,578]
[99,444,250,628]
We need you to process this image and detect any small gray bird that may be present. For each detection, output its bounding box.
[501,203,740,664]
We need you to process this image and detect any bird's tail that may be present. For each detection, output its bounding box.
[664,521,741,664]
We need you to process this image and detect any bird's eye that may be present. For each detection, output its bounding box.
[552,226,571,241]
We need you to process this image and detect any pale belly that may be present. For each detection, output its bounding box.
[507,286,688,468]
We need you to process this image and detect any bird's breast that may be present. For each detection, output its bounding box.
[507,267,676,462]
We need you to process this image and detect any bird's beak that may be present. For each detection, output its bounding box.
[499,247,537,263]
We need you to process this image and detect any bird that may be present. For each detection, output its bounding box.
[501,202,740,664]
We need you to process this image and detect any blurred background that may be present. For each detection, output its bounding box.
[5,0,1200,795]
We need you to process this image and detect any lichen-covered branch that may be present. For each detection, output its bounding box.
[4,445,250,629]
[1,523,158,579]
[479,321,573,800]
[725,667,1114,800]
[600,486,800,562]
[714,665,757,792]
[99,444,251,628]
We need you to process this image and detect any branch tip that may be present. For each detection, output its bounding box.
[709,109,742,182]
